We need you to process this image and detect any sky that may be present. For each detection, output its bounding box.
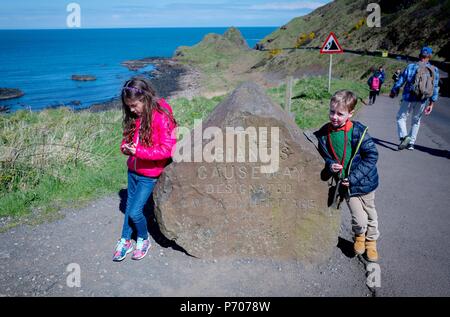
[0,0,331,29]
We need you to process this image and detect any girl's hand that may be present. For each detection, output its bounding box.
[122,143,136,155]
[121,144,131,155]
[341,178,350,186]
[331,163,343,173]
[127,143,136,155]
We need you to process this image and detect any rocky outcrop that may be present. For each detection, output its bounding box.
[223,27,249,50]
[0,88,24,100]
[153,82,340,263]
[120,57,201,99]
[174,27,249,58]
[0,105,10,113]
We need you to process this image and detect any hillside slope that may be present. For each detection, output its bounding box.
[173,26,406,95]
[260,0,450,60]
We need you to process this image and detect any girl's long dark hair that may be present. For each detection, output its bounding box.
[121,77,176,147]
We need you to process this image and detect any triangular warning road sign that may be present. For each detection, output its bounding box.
[320,32,343,54]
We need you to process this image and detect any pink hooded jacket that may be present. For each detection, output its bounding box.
[120,98,176,178]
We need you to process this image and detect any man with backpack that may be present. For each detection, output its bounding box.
[368,70,382,105]
[390,47,440,151]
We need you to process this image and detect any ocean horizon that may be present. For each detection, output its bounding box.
[0,27,276,112]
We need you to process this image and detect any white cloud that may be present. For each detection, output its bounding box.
[250,1,325,11]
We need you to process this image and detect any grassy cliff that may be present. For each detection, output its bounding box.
[171,2,447,97]
[260,0,450,60]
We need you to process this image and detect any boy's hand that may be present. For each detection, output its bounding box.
[331,163,343,173]
[341,178,350,186]
[424,102,434,116]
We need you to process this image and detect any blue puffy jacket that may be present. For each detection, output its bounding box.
[314,121,379,197]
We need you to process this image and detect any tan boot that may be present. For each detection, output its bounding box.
[365,240,379,262]
[354,234,366,255]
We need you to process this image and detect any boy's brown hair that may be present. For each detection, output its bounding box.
[330,90,357,112]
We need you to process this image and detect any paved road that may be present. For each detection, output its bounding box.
[0,95,449,297]
[424,97,450,142]
[354,95,450,296]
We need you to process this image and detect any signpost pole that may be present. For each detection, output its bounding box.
[328,54,332,93]
[285,75,293,113]
[320,32,343,93]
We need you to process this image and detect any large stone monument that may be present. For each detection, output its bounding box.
[153,82,340,263]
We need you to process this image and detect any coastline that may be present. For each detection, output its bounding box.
[86,57,202,112]
[123,57,202,100]
[78,57,202,113]
[1,57,202,114]
[87,58,202,112]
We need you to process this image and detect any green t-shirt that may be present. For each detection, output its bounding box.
[328,127,353,178]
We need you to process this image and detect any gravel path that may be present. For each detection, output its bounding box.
[1,95,449,297]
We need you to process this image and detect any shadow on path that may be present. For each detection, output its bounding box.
[372,137,398,152]
[118,189,193,256]
[337,237,356,259]
[373,137,450,159]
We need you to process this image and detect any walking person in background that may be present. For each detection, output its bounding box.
[377,65,385,92]
[392,68,402,84]
[390,47,440,151]
[367,70,382,105]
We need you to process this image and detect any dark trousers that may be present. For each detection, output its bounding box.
[369,90,378,104]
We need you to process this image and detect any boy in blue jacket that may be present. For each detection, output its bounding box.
[314,90,380,262]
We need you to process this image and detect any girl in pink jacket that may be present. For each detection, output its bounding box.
[113,77,177,262]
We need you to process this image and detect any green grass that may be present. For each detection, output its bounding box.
[262,49,406,93]
[267,76,367,129]
[170,95,226,128]
[0,108,126,219]
[0,77,366,224]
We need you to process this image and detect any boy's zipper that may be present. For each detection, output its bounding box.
[346,127,368,195]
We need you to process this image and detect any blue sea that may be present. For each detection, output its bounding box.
[0,27,276,112]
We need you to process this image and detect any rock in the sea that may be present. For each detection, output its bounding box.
[0,88,24,100]
[0,105,10,113]
[153,82,340,263]
[67,100,82,107]
[71,75,96,81]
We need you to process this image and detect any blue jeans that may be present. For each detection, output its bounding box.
[121,171,158,240]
